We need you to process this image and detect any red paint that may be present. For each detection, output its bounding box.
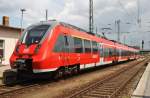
[10,22,139,73]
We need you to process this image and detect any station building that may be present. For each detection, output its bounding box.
[0,16,21,65]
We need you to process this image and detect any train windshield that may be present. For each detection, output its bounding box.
[21,24,50,45]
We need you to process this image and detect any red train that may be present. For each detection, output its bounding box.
[3,20,139,84]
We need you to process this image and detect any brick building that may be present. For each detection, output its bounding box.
[0,16,21,65]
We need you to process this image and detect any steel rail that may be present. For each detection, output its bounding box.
[67,58,149,98]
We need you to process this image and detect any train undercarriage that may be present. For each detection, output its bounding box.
[3,58,80,85]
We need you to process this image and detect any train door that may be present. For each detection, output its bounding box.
[99,43,104,65]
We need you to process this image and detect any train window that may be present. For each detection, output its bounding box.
[122,50,128,56]
[126,51,128,56]
[54,34,65,52]
[123,50,125,56]
[111,48,116,56]
[104,48,107,57]
[21,25,50,45]
[74,37,83,53]
[84,40,91,53]
[121,50,123,56]
[92,41,98,53]
[68,36,74,52]
[116,49,120,56]
[103,47,109,57]
[121,50,124,56]
[113,48,116,56]
[109,48,112,56]
[125,50,128,56]
[119,49,121,56]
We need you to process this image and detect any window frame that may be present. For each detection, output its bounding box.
[53,34,65,52]
[92,41,98,53]
[84,39,92,53]
[73,37,83,53]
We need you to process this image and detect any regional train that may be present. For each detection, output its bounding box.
[3,20,139,84]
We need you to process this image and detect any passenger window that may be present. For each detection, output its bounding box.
[109,48,112,56]
[74,37,83,53]
[92,41,98,53]
[68,36,74,53]
[84,40,91,53]
[104,47,109,57]
[115,49,118,56]
[54,34,65,52]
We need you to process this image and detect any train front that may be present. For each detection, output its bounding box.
[3,22,54,84]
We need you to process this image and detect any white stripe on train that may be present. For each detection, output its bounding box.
[33,57,133,73]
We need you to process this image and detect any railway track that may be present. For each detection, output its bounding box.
[0,83,39,95]
[67,58,149,98]
[0,58,147,97]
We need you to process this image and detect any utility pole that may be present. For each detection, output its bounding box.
[137,0,141,27]
[116,20,121,42]
[95,26,98,36]
[149,41,150,50]
[46,9,48,21]
[89,0,94,33]
[20,8,26,33]
[142,40,144,50]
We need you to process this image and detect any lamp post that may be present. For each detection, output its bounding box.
[149,41,150,49]
[89,0,94,33]
[142,40,144,50]
[20,8,26,33]
[116,20,120,42]
[46,9,48,21]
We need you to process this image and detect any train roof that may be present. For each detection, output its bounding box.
[39,20,139,52]
[59,22,95,35]
[39,20,95,35]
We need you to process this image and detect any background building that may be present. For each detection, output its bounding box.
[0,16,21,65]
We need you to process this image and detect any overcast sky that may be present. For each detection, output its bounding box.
[0,0,150,49]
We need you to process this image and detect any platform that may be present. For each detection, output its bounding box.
[132,62,150,98]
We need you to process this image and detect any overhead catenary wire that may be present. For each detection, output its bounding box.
[117,0,137,24]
